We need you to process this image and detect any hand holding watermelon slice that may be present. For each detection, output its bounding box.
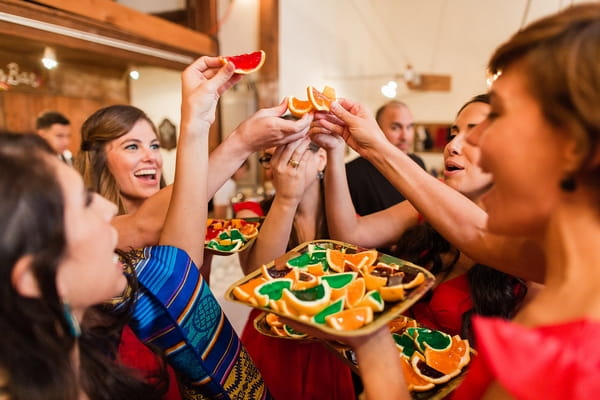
[221,50,266,74]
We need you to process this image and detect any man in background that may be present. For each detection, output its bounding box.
[346,100,426,216]
[36,110,73,165]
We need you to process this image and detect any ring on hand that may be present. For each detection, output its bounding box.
[288,159,300,168]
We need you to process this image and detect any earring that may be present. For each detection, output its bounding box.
[560,176,576,192]
[317,170,324,180]
[62,301,81,338]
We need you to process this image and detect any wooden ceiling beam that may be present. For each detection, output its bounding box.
[30,0,217,56]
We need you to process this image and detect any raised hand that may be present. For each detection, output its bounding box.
[233,99,313,154]
[269,137,314,206]
[181,56,242,128]
[311,99,389,158]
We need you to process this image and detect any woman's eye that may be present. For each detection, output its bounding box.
[487,111,499,120]
[124,144,138,150]
[150,143,160,150]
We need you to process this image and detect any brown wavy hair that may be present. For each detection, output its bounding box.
[488,3,600,197]
[76,105,161,215]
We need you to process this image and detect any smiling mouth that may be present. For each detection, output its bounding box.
[134,169,158,181]
[445,165,463,173]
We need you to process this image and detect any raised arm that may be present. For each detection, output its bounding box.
[313,132,420,249]
[114,101,312,250]
[312,99,545,283]
[238,137,314,275]
[159,56,239,267]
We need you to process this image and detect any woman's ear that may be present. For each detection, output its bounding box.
[11,255,41,298]
[317,148,327,172]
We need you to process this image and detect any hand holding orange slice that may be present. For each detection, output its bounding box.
[286,85,337,117]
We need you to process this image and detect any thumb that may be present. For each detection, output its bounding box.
[206,62,236,91]
[330,100,356,125]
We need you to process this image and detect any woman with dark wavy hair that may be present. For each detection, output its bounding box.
[0,55,270,400]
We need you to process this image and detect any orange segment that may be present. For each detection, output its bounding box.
[346,250,378,269]
[424,335,470,375]
[265,312,283,328]
[399,356,435,392]
[307,86,335,111]
[288,96,314,117]
[325,306,373,331]
[281,283,331,316]
[239,223,259,239]
[379,284,405,302]
[232,276,267,304]
[327,249,378,273]
[344,277,366,308]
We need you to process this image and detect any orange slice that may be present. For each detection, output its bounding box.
[221,50,266,74]
[307,86,336,111]
[355,289,384,312]
[265,312,283,328]
[399,356,435,392]
[326,249,349,273]
[424,335,470,375]
[232,276,267,305]
[411,352,454,384]
[239,223,259,239]
[346,250,378,270]
[254,278,293,307]
[292,270,319,291]
[288,96,314,118]
[361,262,394,291]
[344,277,366,309]
[281,282,331,316]
[326,249,378,273]
[378,284,405,302]
[325,306,373,331]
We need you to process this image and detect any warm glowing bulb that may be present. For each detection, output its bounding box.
[129,69,140,80]
[42,47,58,70]
[381,81,397,98]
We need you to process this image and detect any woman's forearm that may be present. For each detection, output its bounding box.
[363,144,545,282]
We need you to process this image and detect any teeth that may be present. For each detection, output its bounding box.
[134,169,157,177]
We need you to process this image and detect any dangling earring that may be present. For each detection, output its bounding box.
[560,175,576,192]
[317,170,324,180]
[62,301,81,338]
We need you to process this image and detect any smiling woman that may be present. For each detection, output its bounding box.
[77,105,165,215]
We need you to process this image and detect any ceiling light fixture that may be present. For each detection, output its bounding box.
[129,68,140,80]
[41,46,58,70]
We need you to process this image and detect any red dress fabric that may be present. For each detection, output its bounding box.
[119,325,182,400]
[241,309,355,400]
[452,316,600,399]
[232,201,264,217]
[406,274,473,336]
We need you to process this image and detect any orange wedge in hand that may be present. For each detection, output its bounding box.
[288,96,314,118]
[307,86,336,111]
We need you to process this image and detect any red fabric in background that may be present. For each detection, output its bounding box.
[119,325,182,400]
[232,201,264,217]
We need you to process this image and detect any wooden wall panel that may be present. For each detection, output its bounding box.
[1,91,119,157]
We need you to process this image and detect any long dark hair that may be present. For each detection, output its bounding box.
[0,132,166,400]
[392,222,526,343]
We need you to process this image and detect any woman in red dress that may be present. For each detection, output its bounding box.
[306,3,600,399]
[236,137,356,400]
